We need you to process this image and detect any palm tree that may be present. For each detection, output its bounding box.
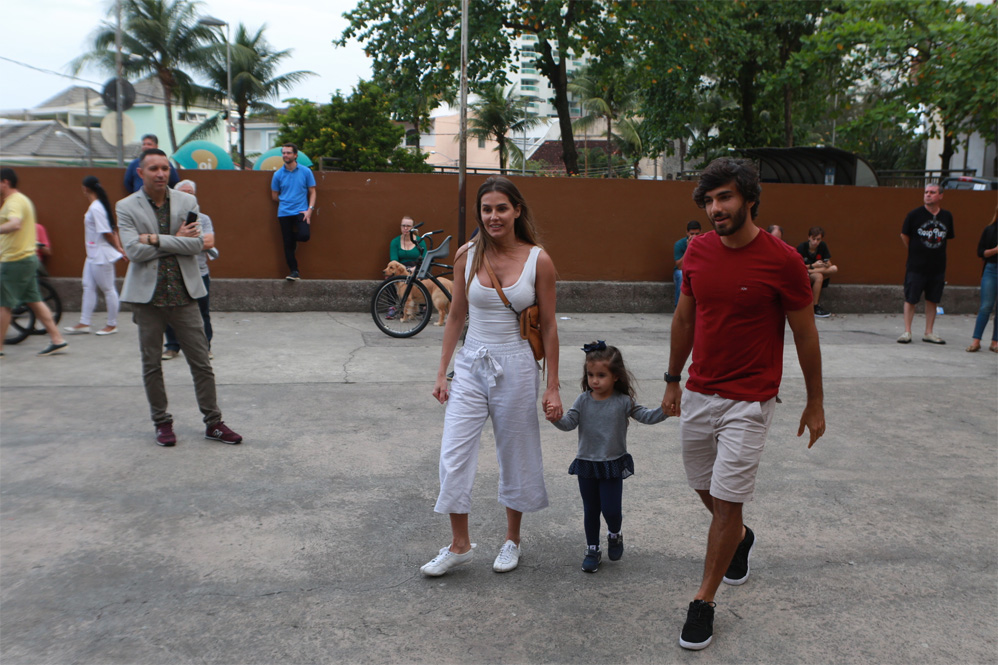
[72,0,218,153]
[467,85,541,174]
[197,24,315,168]
[568,68,638,178]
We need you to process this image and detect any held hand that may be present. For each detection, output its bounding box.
[662,382,682,417]
[542,387,562,422]
[432,376,450,404]
[177,222,198,238]
[797,402,826,448]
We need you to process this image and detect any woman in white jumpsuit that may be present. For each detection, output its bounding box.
[64,175,124,336]
[421,176,562,577]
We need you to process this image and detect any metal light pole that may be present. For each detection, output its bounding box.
[114,0,124,166]
[199,17,232,160]
[457,0,469,247]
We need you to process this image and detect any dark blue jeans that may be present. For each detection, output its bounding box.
[578,476,623,547]
[973,262,997,342]
[165,274,211,352]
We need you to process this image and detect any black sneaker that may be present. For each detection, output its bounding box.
[723,525,755,585]
[37,342,68,356]
[813,304,831,318]
[679,600,716,650]
[286,271,300,281]
[582,547,601,573]
[607,533,624,561]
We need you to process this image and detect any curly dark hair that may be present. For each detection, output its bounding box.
[692,158,761,220]
[581,343,636,401]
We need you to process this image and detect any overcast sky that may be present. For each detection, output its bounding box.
[0,0,373,111]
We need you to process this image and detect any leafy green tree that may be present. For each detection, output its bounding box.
[198,23,315,168]
[625,1,832,157]
[339,0,629,176]
[72,0,217,152]
[467,84,541,174]
[276,83,433,173]
[802,0,998,171]
[337,0,495,154]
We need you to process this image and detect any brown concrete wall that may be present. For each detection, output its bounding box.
[15,166,998,286]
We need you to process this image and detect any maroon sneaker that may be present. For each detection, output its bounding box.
[155,422,176,447]
[205,421,243,445]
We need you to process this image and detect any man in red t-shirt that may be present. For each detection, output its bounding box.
[662,158,826,651]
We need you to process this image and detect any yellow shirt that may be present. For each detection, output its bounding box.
[0,192,37,263]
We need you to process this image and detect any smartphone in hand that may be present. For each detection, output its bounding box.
[185,211,201,234]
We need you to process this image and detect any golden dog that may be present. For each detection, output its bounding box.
[382,260,451,326]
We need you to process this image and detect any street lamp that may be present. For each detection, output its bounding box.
[199,16,232,159]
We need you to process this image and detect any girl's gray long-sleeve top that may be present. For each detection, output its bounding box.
[552,392,667,461]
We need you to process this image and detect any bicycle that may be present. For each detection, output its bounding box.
[5,266,63,345]
[371,223,453,338]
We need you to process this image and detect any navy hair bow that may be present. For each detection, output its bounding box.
[582,340,607,353]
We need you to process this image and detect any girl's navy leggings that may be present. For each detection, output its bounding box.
[578,476,623,547]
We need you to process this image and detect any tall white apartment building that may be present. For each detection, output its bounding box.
[509,33,590,119]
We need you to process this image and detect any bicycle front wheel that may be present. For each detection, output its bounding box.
[371,276,432,338]
[6,303,33,345]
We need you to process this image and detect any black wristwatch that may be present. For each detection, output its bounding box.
[664,372,682,383]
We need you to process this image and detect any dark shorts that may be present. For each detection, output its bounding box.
[904,270,945,304]
[0,256,42,308]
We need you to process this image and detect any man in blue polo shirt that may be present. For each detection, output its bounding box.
[270,143,316,281]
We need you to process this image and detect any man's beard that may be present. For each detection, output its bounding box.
[712,205,747,236]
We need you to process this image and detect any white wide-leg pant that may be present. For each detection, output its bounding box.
[434,337,548,515]
[81,259,119,327]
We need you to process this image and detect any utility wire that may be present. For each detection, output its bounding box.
[0,55,103,87]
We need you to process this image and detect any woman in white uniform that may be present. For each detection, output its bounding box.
[64,175,124,336]
[421,176,562,577]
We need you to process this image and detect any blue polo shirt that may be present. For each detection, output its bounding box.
[271,163,316,217]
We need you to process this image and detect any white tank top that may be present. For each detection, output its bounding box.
[465,243,541,343]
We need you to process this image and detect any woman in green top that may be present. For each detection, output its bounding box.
[389,216,427,268]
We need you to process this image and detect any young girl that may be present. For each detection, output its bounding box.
[547,341,667,573]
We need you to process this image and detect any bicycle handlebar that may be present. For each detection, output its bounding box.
[409,223,446,253]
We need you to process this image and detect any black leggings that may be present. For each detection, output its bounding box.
[578,477,623,547]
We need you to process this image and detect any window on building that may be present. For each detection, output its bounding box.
[478,137,486,149]
[177,111,208,123]
[405,128,420,147]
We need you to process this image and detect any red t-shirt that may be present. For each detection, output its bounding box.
[681,229,813,401]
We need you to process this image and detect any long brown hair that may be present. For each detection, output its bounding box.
[466,177,541,289]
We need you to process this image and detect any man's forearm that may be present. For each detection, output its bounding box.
[795,329,824,403]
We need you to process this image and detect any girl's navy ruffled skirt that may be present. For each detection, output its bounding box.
[568,454,634,480]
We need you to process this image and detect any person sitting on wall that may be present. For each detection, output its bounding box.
[390,216,426,269]
[796,226,838,318]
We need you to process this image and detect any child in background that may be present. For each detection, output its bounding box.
[546,341,667,572]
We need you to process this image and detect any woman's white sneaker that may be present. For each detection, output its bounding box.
[420,544,475,577]
[493,540,521,572]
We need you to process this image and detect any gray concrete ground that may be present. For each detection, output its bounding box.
[1,311,996,665]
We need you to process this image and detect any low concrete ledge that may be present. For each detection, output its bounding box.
[47,278,980,314]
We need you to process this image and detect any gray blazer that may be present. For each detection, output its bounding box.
[117,188,207,304]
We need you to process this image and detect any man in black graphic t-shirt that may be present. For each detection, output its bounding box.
[898,183,954,345]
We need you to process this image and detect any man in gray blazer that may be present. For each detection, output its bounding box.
[117,149,242,447]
